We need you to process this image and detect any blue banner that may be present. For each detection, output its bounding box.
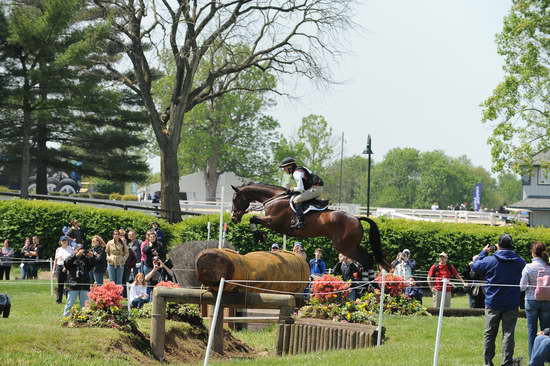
[473,183,482,211]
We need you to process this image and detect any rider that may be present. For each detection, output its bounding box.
[279,157,324,229]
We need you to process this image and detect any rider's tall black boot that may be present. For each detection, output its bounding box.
[291,202,305,229]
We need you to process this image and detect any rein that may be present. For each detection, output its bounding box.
[244,192,289,213]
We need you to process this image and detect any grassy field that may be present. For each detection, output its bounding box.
[0,277,530,366]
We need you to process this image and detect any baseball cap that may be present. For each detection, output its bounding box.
[59,236,69,242]
[293,242,302,248]
[439,252,448,258]
[271,243,280,249]
[403,249,410,254]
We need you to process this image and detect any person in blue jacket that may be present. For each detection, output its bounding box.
[471,234,526,366]
[309,248,327,278]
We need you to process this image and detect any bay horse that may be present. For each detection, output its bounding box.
[230,183,390,271]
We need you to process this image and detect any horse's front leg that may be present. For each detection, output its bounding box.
[250,215,274,228]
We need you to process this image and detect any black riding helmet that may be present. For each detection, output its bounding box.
[279,157,297,168]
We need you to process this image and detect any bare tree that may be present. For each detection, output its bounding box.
[93,0,354,222]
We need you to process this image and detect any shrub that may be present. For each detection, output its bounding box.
[121,194,138,201]
[0,200,173,258]
[88,192,109,200]
[109,193,122,201]
[311,274,350,303]
[375,273,406,297]
[156,281,181,288]
[63,303,138,332]
[88,282,123,310]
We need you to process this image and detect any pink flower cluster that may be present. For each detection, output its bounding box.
[155,281,181,288]
[311,274,350,302]
[88,282,123,310]
[375,273,406,296]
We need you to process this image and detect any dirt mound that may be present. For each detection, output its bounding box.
[108,324,256,364]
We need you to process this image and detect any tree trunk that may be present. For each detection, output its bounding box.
[35,125,48,195]
[19,103,31,198]
[204,156,220,202]
[160,140,182,223]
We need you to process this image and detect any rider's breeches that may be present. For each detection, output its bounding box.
[292,186,323,204]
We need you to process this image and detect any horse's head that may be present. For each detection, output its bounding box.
[231,185,249,223]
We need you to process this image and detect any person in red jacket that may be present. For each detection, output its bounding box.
[428,252,466,309]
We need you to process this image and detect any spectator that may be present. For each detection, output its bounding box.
[66,219,83,246]
[293,242,307,260]
[271,243,280,252]
[151,222,164,243]
[431,202,439,210]
[464,255,485,309]
[0,240,14,280]
[333,254,361,300]
[144,256,175,298]
[127,230,142,278]
[520,241,550,358]
[390,252,403,269]
[27,236,41,279]
[106,230,129,285]
[122,241,138,298]
[21,237,32,279]
[53,237,74,303]
[90,236,107,285]
[427,252,466,309]
[63,245,95,317]
[404,277,423,304]
[471,234,526,366]
[128,273,149,309]
[309,248,327,278]
[142,231,166,275]
[531,330,550,366]
[394,249,415,280]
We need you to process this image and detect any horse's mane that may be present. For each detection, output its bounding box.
[240,182,285,191]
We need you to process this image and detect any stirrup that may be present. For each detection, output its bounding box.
[290,220,304,229]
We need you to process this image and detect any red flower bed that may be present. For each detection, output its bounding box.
[88,282,123,310]
[311,274,350,303]
[375,273,406,296]
[155,281,181,288]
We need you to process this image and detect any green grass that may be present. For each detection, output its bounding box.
[0,281,530,366]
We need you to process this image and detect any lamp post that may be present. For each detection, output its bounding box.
[362,135,373,216]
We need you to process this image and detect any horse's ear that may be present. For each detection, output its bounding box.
[231,185,239,192]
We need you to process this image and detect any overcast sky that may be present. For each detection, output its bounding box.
[150,0,512,173]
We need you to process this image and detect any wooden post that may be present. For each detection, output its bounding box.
[150,289,166,360]
[277,324,285,356]
[283,324,292,355]
[290,324,297,355]
[213,306,225,354]
[351,331,357,349]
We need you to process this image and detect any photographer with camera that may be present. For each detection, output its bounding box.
[144,254,175,299]
[62,244,95,317]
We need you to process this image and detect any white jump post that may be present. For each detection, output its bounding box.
[207,221,211,241]
[218,186,225,249]
[376,272,386,346]
[283,235,287,251]
[49,258,54,296]
[203,277,226,366]
[432,278,448,366]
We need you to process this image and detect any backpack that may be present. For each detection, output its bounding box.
[534,268,550,301]
[0,293,11,318]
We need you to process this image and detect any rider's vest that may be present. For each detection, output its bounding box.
[295,166,324,190]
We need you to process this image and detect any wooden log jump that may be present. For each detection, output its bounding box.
[195,248,310,293]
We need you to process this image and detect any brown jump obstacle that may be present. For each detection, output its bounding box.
[150,249,381,361]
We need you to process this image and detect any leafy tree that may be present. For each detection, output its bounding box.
[93,0,355,222]
[154,47,281,201]
[297,114,335,174]
[0,0,149,194]
[482,0,549,173]
[495,173,523,205]
[323,155,368,204]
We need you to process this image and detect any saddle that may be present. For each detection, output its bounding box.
[289,197,329,214]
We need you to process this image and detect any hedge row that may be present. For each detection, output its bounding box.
[0,200,172,259]
[172,214,550,271]
[2,199,550,272]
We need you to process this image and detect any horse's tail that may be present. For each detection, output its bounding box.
[357,216,390,271]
